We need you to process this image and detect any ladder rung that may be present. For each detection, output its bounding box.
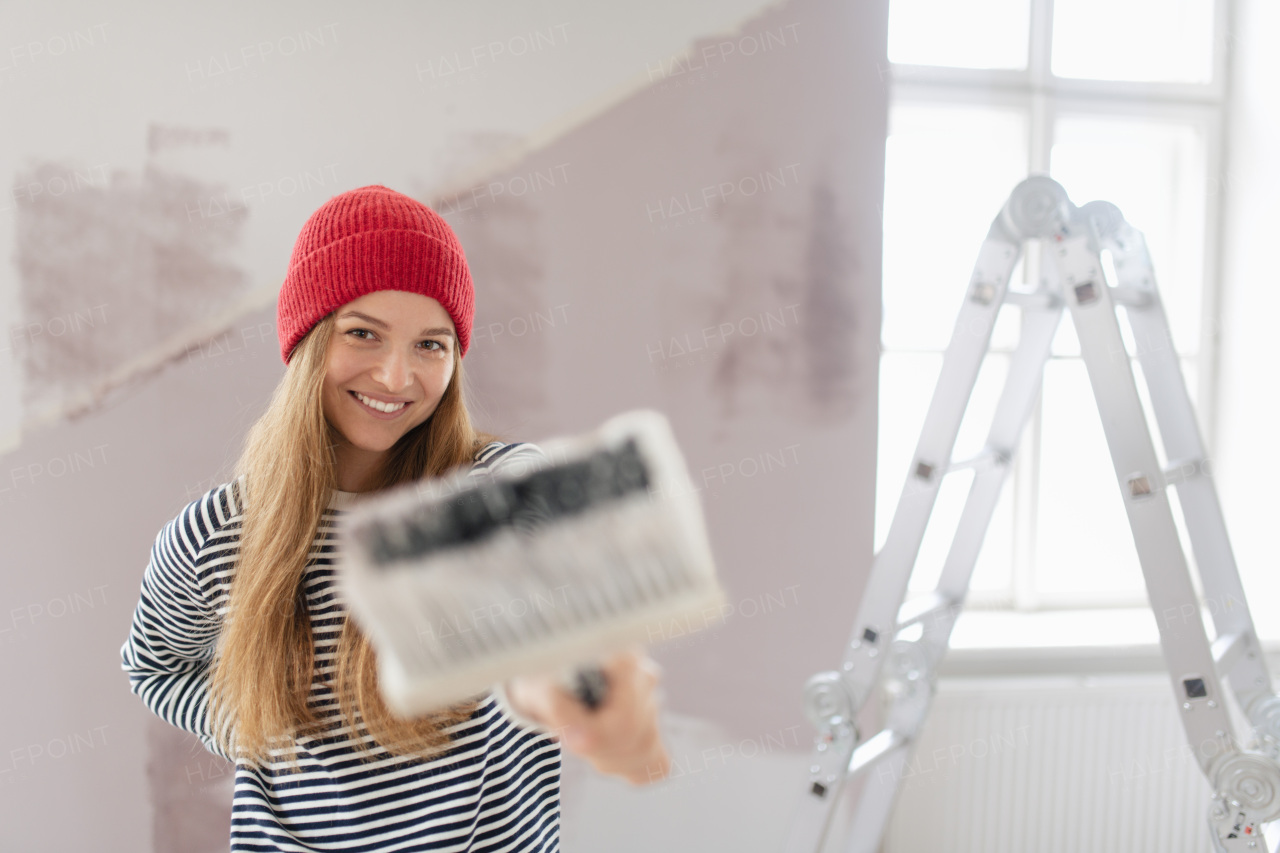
[847,729,907,779]
[1110,286,1153,308]
[1004,289,1059,310]
[947,449,1008,474]
[897,593,954,631]
[1212,631,1246,670]
[1162,458,1207,486]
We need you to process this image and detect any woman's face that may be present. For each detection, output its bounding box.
[321,290,457,475]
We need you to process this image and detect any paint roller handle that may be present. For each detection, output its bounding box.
[567,665,610,710]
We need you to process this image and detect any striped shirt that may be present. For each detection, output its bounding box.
[120,441,561,852]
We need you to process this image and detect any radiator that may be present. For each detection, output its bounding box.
[881,675,1216,853]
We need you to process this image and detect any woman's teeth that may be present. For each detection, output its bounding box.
[353,391,406,413]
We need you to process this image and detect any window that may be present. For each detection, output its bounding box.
[878,0,1228,619]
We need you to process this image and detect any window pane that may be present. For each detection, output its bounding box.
[1052,0,1216,83]
[1034,359,1148,601]
[883,104,1029,351]
[889,0,1030,70]
[1050,116,1207,354]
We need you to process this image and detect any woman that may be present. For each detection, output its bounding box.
[120,185,669,851]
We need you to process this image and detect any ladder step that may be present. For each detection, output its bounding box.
[1004,289,1059,310]
[1005,283,1149,309]
[897,593,955,632]
[947,449,1009,474]
[1162,458,1207,486]
[1110,286,1153,308]
[1212,631,1247,670]
[847,729,908,779]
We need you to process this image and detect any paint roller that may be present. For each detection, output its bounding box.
[336,409,726,716]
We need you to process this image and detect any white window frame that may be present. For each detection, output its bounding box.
[883,0,1233,615]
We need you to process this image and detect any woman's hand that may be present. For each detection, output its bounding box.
[505,647,671,785]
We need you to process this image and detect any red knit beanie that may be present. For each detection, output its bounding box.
[277,185,474,365]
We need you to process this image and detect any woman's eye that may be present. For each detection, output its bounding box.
[344,329,445,352]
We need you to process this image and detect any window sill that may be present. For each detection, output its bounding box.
[938,607,1280,678]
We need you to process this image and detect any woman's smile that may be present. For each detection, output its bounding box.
[349,389,411,418]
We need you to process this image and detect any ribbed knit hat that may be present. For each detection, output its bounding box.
[277,185,474,365]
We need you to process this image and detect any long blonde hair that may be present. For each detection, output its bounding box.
[207,312,498,770]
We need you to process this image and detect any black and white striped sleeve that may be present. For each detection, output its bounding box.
[119,495,231,760]
[471,440,551,477]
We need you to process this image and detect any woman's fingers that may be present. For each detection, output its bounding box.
[504,648,670,785]
[507,672,591,731]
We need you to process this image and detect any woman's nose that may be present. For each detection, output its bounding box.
[371,347,411,390]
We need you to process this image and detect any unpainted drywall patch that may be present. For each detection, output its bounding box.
[801,182,858,418]
[702,161,809,423]
[11,159,249,429]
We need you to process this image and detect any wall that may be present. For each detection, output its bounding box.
[885,676,1214,853]
[1213,0,1280,637]
[0,1,888,851]
[0,0,789,450]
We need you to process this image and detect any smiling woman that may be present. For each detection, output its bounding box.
[119,185,668,852]
[324,292,459,492]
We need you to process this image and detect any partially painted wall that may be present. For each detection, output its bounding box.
[443,4,887,847]
[440,0,882,743]
[0,1,887,850]
[13,154,250,429]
